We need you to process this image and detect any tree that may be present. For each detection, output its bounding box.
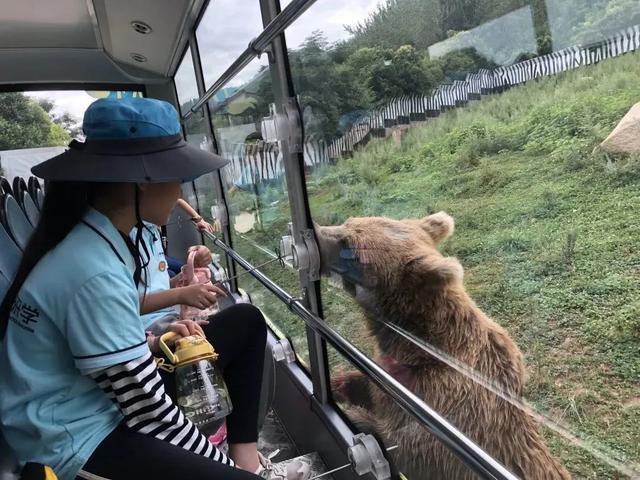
[0,93,70,150]
[368,45,436,102]
[345,0,443,50]
[289,31,353,139]
[38,99,83,139]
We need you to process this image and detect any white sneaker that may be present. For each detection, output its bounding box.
[256,450,283,479]
[255,451,312,480]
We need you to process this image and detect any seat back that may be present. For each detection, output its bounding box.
[27,176,41,202]
[0,221,20,284]
[0,271,10,304]
[21,192,40,227]
[0,176,12,197]
[1,194,34,251]
[36,189,44,211]
[12,178,28,208]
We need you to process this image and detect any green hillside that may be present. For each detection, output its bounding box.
[228,52,640,478]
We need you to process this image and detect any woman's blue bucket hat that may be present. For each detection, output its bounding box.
[32,97,228,182]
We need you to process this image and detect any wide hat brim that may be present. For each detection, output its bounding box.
[31,135,229,183]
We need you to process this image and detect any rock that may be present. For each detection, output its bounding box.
[600,102,640,154]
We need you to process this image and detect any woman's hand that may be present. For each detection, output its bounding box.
[195,218,214,233]
[177,283,226,309]
[165,319,207,338]
[150,320,209,352]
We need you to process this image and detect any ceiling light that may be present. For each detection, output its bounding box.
[131,20,152,35]
[130,53,148,63]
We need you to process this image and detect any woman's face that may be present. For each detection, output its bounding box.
[139,182,182,225]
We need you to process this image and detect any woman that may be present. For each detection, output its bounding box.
[0,98,273,479]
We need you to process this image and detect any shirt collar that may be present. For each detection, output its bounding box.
[83,208,135,272]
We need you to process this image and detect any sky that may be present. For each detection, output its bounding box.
[25,90,95,125]
[25,0,381,121]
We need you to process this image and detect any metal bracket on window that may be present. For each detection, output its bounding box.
[348,434,391,480]
[271,337,296,363]
[284,223,320,282]
[274,97,303,153]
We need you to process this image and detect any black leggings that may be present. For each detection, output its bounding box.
[80,303,267,479]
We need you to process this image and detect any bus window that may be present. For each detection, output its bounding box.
[326,344,476,479]
[547,0,640,51]
[174,46,199,116]
[281,0,640,478]
[0,90,138,179]
[192,56,312,366]
[196,0,266,90]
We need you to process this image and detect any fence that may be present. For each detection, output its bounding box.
[225,24,640,186]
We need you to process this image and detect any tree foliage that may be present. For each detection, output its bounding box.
[248,0,639,140]
[0,93,71,150]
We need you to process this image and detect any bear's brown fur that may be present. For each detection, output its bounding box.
[315,213,570,480]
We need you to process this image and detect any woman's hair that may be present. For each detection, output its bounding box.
[0,181,145,338]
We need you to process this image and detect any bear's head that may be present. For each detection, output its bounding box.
[314,212,463,303]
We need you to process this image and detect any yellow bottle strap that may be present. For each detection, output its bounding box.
[44,466,58,480]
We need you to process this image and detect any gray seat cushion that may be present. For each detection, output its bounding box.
[0,222,20,283]
[3,195,33,251]
[22,193,39,227]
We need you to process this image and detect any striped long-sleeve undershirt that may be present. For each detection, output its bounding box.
[89,351,234,467]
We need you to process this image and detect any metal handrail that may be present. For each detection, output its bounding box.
[203,231,518,480]
[182,0,317,119]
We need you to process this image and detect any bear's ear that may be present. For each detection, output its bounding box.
[407,254,464,285]
[420,212,454,245]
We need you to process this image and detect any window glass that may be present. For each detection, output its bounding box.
[174,47,200,115]
[198,58,311,366]
[0,90,139,181]
[327,344,474,479]
[196,0,267,90]
[284,1,640,478]
[547,0,640,50]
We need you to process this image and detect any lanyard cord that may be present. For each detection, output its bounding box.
[81,220,126,266]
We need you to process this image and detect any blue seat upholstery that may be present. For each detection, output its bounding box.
[1,194,33,251]
[21,192,40,227]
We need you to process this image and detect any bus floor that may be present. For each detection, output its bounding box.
[255,409,334,479]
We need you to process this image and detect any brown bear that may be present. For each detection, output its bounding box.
[314,212,570,480]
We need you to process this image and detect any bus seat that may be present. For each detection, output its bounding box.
[0,272,11,303]
[21,192,39,227]
[12,178,28,209]
[0,222,21,286]
[1,194,33,251]
[0,429,19,480]
[27,177,42,205]
[35,190,44,212]
[0,177,12,197]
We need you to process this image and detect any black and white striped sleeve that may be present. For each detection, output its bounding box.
[89,351,234,466]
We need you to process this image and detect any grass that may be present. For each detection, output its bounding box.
[217,52,640,478]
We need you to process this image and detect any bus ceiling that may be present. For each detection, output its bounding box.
[0,0,206,87]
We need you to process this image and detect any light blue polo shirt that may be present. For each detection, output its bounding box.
[0,208,149,480]
[130,222,177,330]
